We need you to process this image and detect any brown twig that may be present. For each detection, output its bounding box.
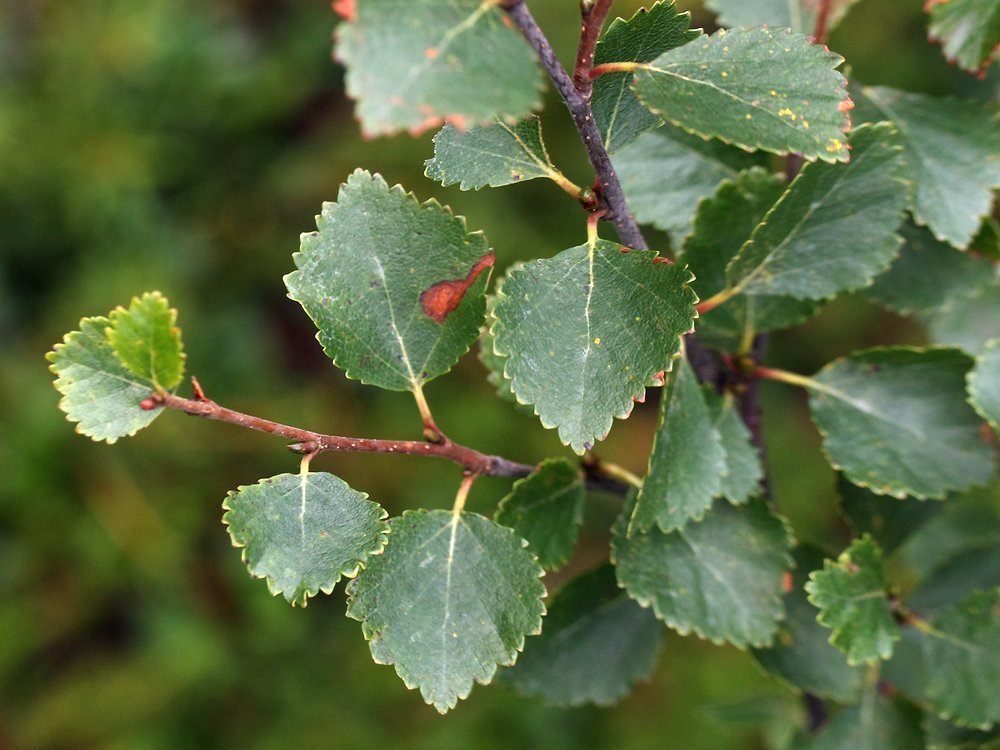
[501,0,647,250]
[147,390,536,478]
[572,0,615,100]
[814,0,834,45]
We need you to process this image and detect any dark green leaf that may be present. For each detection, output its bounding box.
[592,1,700,154]
[925,714,1000,750]
[908,544,1000,614]
[285,170,494,392]
[334,0,541,137]
[853,86,1000,249]
[48,316,162,443]
[614,499,794,648]
[705,389,764,505]
[614,125,763,243]
[806,535,899,664]
[629,356,725,533]
[106,291,185,390]
[927,0,1000,75]
[865,222,992,316]
[494,458,585,571]
[425,116,562,190]
[501,564,662,707]
[346,509,546,713]
[805,691,925,750]
[923,277,1000,356]
[752,546,865,703]
[705,0,862,35]
[968,339,1000,432]
[808,347,996,499]
[632,27,851,162]
[726,123,907,300]
[222,471,390,607]
[837,477,940,555]
[491,237,697,453]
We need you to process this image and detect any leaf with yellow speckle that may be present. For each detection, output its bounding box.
[223,471,390,607]
[631,27,852,163]
[334,0,542,137]
[491,238,698,454]
[346,509,546,713]
[807,347,996,500]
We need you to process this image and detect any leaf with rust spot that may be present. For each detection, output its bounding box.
[421,251,495,324]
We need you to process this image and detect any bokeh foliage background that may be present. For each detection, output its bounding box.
[1,1,996,747]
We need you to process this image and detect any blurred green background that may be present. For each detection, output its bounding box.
[1,1,995,747]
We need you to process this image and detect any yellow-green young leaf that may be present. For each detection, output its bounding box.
[346,509,546,714]
[425,116,560,190]
[47,316,162,443]
[501,564,662,707]
[614,125,764,243]
[853,87,1000,249]
[223,472,389,607]
[632,27,851,162]
[725,123,907,300]
[680,167,819,348]
[592,1,700,154]
[927,0,1000,75]
[808,347,996,499]
[705,389,764,505]
[752,546,865,703]
[805,691,925,750]
[613,498,794,648]
[106,291,185,390]
[806,535,900,665]
[285,170,494,392]
[968,339,1000,433]
[491,238,697,454]
[629,357,725,534]
[706,0,863,35]
[865,223,992,316]
[333,0,541,137]
[921,588,1000,729]
[494,458,585,571]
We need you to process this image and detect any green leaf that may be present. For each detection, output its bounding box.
[680,167,819,347]
[752,546,865,703]
[425,116,562,190]
[222,471,390,607]
[927,0,1000,75]
[806,535,900,664]
[333,0,541,137]
[47,316,163,443]
[968,339,1000,432]
[491,237,697,453]
[865,223,992,316]
[106,291,185,390]
[285,170,494,392]
[494,458,585,571]
[705,0,862,35]
[920,587,1000,729]
[705,389,765,505]
[613,125,764,243]
[925,714,1000,750]
[808,347,996,499]
[629,356,725,533]
[346,509,546,713]
[725,123,907,300]
[632,27,852,162]
[837,477,940,556]
[908,543,1000,614]
[501,564,662,707]
[613,498,794,648]
[923,277,1000,356]
[592,1,700,154]
[853,86,1000,249]
[805,690,926,750]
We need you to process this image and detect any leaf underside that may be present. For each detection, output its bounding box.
[927,0,1000,75]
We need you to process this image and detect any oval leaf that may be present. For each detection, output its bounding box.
[491,238,697,453]
[346,509,546,713]
[632,27,852,162]
[223,471,390,606]
[107,291,185,390]
[808,347,996,499]
[285,170,494,392]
